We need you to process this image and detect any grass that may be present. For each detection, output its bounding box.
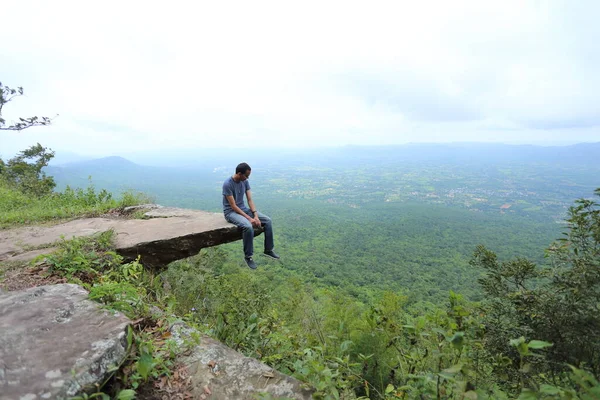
[0,181,151,229]
[5,229,193,398]
[0,174,203,397]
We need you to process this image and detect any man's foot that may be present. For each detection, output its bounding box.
[244,257,257,270]
[263,250,280,260]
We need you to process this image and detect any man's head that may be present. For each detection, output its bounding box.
[234,162,251,181]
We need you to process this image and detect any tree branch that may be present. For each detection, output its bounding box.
[0,115,57,131]
[0,83,53,131]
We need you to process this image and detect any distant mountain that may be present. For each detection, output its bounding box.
[44,155,218,200]
[45,156,148,191]
[60,156,142,170]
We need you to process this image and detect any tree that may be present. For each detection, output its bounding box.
[1,143,56,196]
[472,188,600,383]
[0,82,53,131]
[0,81,56,196]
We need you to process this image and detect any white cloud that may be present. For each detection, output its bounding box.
[1,0,599,157]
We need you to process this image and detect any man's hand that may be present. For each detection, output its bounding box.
[251,216,262,228]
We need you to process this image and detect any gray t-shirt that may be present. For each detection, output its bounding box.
[222,176,251,214]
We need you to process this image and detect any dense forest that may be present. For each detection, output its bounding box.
[45,144,598,304]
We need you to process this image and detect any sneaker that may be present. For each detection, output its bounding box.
[244,257,257,270]
[263,250,280,260]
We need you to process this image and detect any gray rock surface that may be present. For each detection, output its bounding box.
[0,284,131,400]
[170,322,314,400]
[0,206,262,268]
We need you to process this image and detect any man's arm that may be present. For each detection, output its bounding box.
[226,195,252,219]
[226,195,261,227]
[246,190,261,227]
[246,190,259,219]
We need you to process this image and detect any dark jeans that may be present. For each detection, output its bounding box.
[224,209,274,258]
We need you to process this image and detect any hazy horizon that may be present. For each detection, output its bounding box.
[7,139,600,161]
[28,141,596,168]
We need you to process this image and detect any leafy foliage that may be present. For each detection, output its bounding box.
[158,190,600,398]
[0,143,56,196]
[42,230,120,279]
[0,180,149,228]
[34,231,182,398]
[473,188,600,388]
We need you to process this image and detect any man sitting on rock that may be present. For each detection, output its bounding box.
[222,162,280,269]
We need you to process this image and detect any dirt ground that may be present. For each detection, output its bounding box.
[0,260,67,292]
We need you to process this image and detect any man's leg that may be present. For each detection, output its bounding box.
[257,212,275,253]
[225,212,254,258]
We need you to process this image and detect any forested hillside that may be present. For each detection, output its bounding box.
[4,142,599,398]
[45,143,599,302]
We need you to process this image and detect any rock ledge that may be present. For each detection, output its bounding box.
[0,206,262,268]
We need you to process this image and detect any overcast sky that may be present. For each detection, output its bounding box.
[1,0,599,157]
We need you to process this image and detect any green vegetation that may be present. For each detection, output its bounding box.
[2,147,600,398]
[473,189,600,382]
[36,231,186,399]
[5,188,597,398]
[0,143,56,196]
[263,200,559,303]
[0,144,148,228]
[0,178,148,228]
[44,144,599,306]
[176,190,600,399]
[161,194,600,398]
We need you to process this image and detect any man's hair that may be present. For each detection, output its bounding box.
[236,162,251,175]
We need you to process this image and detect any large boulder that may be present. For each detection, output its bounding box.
[0,284,131,400]
[170,322,314,400]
